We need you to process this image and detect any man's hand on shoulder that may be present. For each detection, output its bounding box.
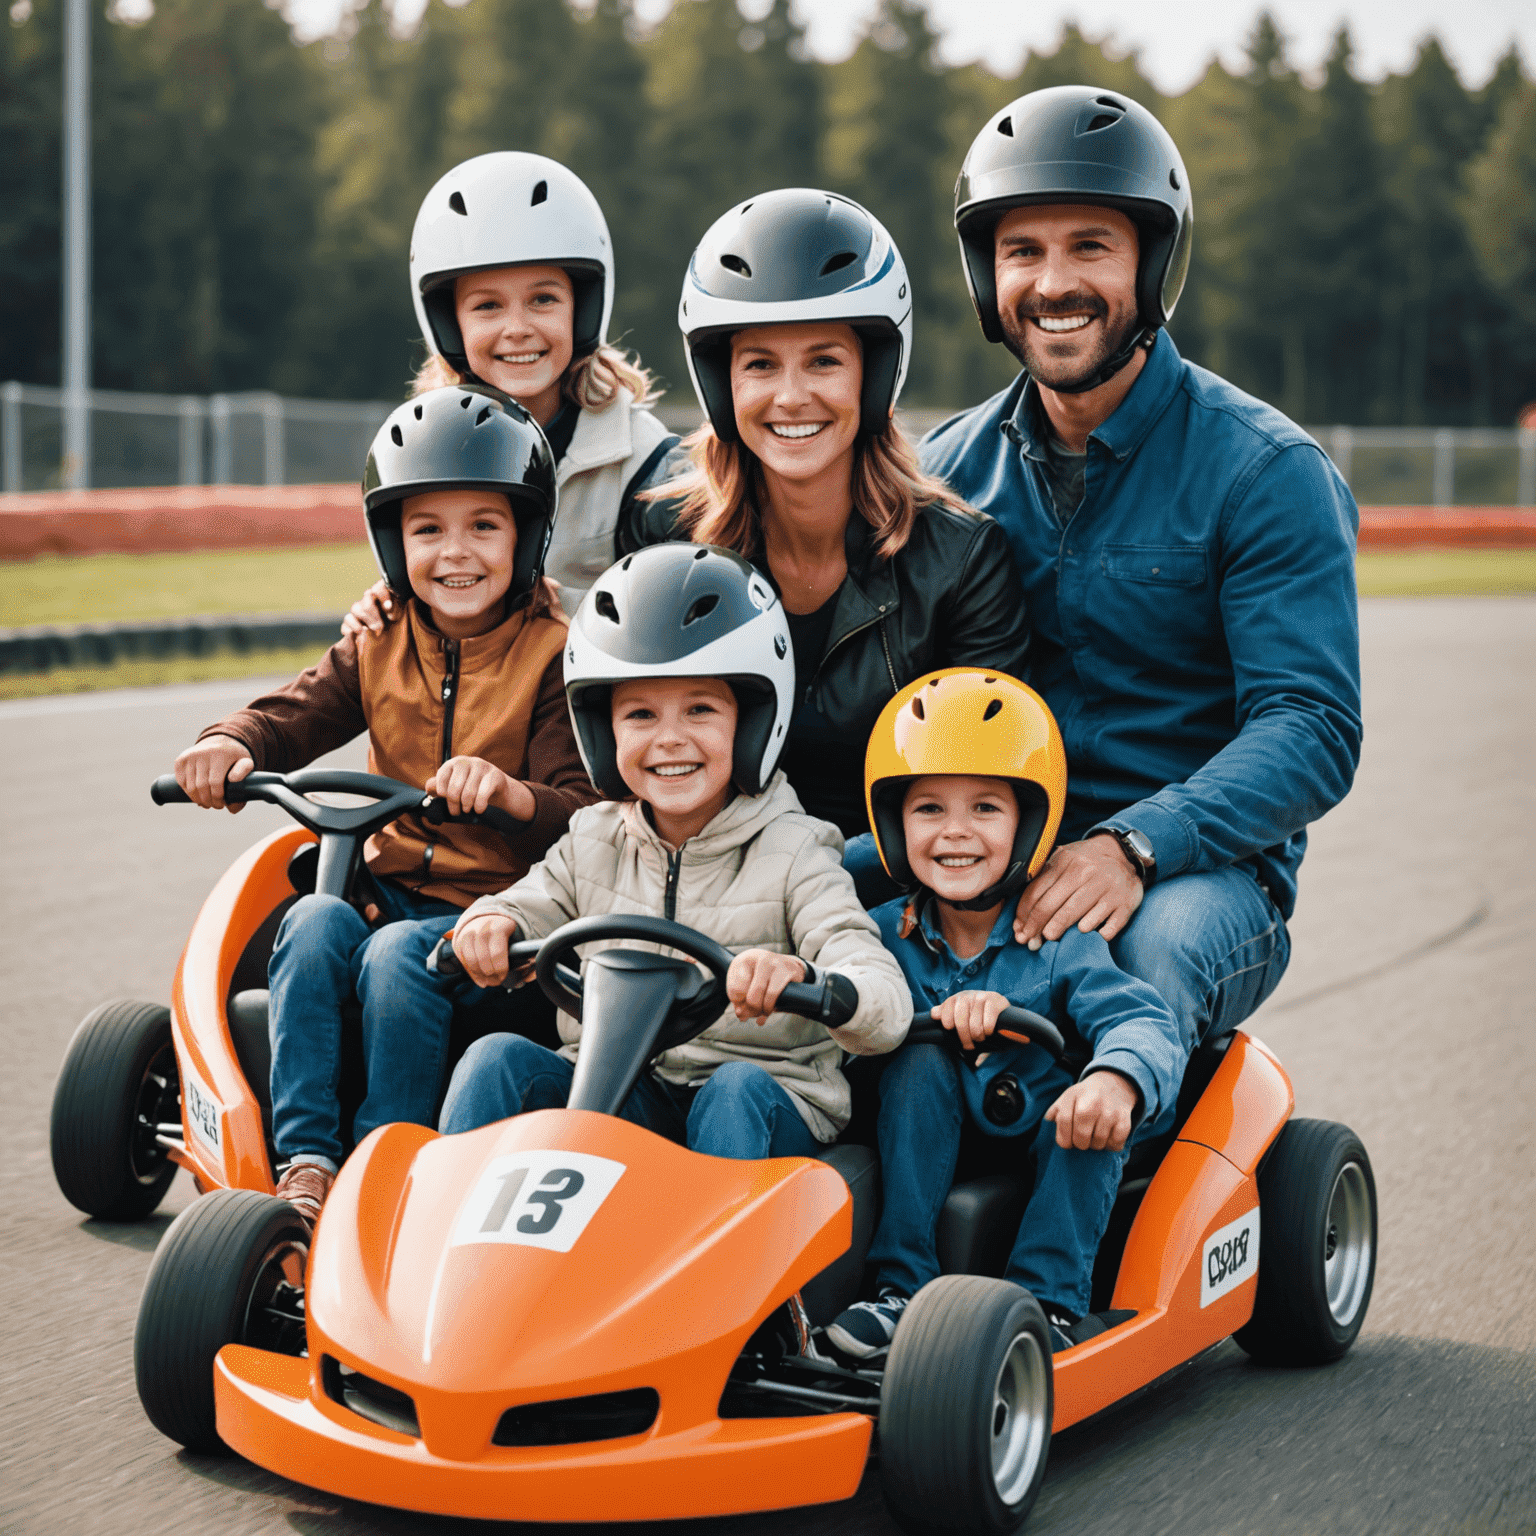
[1013,835,1143,950]
[340,579,399,641]
[1045,1069,1139,1152]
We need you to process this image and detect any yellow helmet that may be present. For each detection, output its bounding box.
[864,668,1066,900]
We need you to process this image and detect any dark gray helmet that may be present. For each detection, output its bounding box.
[565,545,795,798]
[678,188,912,441]
[955,86,1193,388]
[362,386,556,606]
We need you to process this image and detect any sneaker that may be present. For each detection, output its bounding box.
[1044,1308,1079,1353]
[826,1293,909,1360]
[275,1162,335,1230]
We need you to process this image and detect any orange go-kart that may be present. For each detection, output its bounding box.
[99,763,1377,1536]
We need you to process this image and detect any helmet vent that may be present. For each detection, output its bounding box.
[595,590,620,624]
[448,191,467,217]
[413,403,423,419]
[983,698,1003,721]
[720,253,752,279]
[683,594,719,626]
[911,697,925,720]
[475,405,493,426]
[1169,167,1181,189]
[621,554,634,570]
[1096,95,1125,109]
[531,179,548,206]
[693,547,708,560]
[459,394,473,408]
[996,115,1013,137]
[1084,112,1122,134]
[390,424,403,447]
[820,250,858,277]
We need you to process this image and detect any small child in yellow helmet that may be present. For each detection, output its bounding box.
[825,669,1188,1360]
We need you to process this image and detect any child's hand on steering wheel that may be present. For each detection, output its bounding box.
[727,950,809,1026]
[453,913,519,988]
[930,990,1012,1052]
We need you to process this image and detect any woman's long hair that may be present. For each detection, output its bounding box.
[653,417,971,561]
[412,344,660,413]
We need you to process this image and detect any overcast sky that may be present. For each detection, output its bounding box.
[303,0,1533,92]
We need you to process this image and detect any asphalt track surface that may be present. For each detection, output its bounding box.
[3,596,1533,1536]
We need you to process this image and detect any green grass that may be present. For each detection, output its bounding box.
[1355,548,1536,596]
[0,645,330,702]
[1,543,378,628]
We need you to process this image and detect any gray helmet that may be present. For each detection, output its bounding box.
[361,386,556,606]
[955,86,1193,391]
[679,188,912,441]
[565,545,795,798]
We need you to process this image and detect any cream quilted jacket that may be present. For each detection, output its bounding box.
[458,772,912,1141]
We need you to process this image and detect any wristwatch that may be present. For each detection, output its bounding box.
[1108,828,1156,886]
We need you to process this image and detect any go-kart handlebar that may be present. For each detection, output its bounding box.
[906,1006,1066,1061]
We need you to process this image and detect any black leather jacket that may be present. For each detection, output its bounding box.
[621,496,1031,834]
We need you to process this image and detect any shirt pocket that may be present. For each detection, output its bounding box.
[1101,543,1208,587]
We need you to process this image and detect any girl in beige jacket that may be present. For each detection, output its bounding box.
[440,545,912,1157]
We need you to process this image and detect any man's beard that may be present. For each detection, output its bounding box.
[999,291,1140,391]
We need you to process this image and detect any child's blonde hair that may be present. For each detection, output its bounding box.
[413,344,660,413]
[651,418,971,561]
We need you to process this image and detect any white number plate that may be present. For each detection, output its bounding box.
[182,1061,223,1157]
[451,1151,626,1254]
[1201,1206,1260,1307]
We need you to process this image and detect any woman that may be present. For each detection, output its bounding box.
[624,188,1030,889]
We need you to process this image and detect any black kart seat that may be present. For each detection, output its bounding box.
[801,1143,880,1326]
[938,1172,1029,1278]
[228,989,274,1134]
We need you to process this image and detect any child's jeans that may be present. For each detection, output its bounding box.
[860,1040,1132,1318]
[439,1033,822,1161]
[268,878,468,1171]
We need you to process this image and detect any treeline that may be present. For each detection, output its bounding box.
[4,0,1534,424]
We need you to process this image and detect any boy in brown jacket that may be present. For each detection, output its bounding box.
[173,388,597,1224]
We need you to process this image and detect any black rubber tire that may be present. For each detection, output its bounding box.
[134,1189,310,1452]
[1234,1118,1377,1366]
[50,1000,179,1220]
[880,1275,1053,1535]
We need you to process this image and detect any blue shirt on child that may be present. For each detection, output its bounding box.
[873,896,1188,1138]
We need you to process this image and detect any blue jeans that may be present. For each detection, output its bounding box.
[439,1035,822,1161]
[1109,865,1290,1051]
[863,1042,1127,1317]
[267,879,471,1169]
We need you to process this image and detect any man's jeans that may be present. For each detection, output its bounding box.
[862,1042,1128,1318]
[440,1034,822,1161]
[268,879,467,1171]
[844,834,1290,1050]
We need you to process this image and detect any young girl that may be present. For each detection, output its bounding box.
[439,543,913,1157]
[174,386,599,1225]
[350,152,690,629]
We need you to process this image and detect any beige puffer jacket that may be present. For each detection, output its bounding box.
[458,772,912,1141]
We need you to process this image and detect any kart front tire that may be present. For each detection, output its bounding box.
[50,999,178,1220]
[880,1275,1053,1535]
[135,1189,309,1452]
[1235,1118,1377,1366]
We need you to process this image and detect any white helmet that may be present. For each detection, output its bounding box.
[564,545,795,799]
[678,187,913,441]
[409,152,614,377]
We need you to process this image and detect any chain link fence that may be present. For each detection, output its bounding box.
[4,383,1535,505]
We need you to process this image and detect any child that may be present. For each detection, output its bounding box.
[346,151,690,638]
[825,669,1188,1359]
[173,386,599,1225]
[439,542,913,1156]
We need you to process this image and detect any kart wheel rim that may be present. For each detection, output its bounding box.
[1324,1160,1372,1324]
[128,1041,178,1186]
[990,1330,1048,1505]
[242,1237,309,1355]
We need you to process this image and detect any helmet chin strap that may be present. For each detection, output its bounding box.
[1040,324,1157,396]
[937,860,1031,914]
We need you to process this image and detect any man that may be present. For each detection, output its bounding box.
[920,85,1362,1050]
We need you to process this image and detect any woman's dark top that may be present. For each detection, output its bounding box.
[621,497,1033,838]
[780,592,866,833]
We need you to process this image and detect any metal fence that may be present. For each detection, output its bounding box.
[5,382,1535,505]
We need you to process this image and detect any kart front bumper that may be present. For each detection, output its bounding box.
[215,1345,873,1522]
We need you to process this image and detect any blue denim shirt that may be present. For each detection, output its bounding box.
[920,333,1362,919]
[874,896,1187,1138]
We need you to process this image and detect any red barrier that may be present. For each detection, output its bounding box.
[1,485,1533,560]
[0,484,363,560]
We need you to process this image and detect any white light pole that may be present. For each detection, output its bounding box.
[61,0,91,490]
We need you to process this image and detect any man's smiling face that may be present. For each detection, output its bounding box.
[993,204,1141,392]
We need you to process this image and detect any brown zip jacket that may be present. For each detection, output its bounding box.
[199,600,599,907]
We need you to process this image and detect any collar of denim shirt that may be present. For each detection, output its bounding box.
[908,892,1020,966]
[1002,328,1186,467]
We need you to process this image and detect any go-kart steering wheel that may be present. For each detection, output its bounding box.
[906,1007,1067,1061]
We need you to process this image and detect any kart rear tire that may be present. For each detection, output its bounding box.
[50,999,179,1220]
[135,1189,309,1452]
[1234,1118,1376,1366]
[880,1275,1053,1535]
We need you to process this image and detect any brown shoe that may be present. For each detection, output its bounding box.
[274,1162,335,1229]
